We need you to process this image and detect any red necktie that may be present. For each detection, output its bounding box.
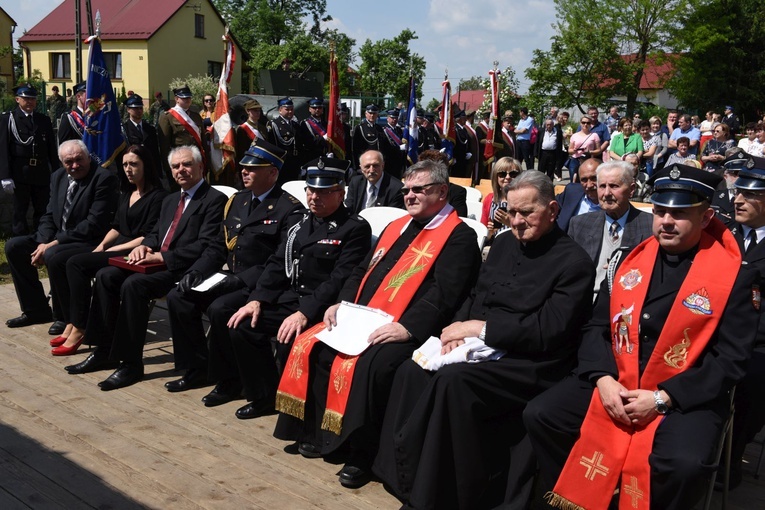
[161,191,188,252]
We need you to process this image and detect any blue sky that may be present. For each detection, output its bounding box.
[10,0,559,102]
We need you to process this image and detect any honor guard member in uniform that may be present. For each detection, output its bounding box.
[420,112,442,152]
[158,85,205,191]
[225,156,372,420]
[452,109,473,178]
[235,99,265,172]
[57,81,87,144]
[711,150,748,227]
[266,97,302,185]
[163,138,304,400]
[381,109,406,179]
[725,155,765,488]
[352,104,384,169]
[0,84,59,236]
[523,164,760,510]
[338,103,353,167]
[122,94,161,171]
[300,97,329,163]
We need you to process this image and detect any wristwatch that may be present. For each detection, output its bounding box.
[654,390,670,415]
[478,322,487,341]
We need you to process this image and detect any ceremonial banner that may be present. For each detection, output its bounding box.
[437,80,456,164]
[210,30,237,178]
[82,34,125,167]
[327,48,346,159]
[483,68,503,167]
[403,77,419,165]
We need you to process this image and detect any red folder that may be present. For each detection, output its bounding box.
[108,256,167,274]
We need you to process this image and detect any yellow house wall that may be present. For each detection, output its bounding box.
[0,11,15,89]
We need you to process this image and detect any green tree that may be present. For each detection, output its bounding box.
[526,0,686,116]
[668,0,765,120]
[477,66,521,116]
[169,75,218,109]
[357,29,426,103]
[458,75,484,91]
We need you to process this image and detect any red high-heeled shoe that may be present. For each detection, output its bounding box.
[51,338,83,356]
[50,335,67,347]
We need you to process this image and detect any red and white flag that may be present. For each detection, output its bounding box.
[326,48,345,159]
[483,68,503,166]
[210,30,237,178]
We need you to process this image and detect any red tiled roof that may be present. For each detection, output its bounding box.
[18,0,186,42]
[451,89,486,113]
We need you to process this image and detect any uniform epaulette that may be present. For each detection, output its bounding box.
[286,194,302,205]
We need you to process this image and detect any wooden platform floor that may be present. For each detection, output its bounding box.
[0,280,763,509]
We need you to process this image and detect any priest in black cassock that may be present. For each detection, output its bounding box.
[373,170,595,509]
[273,159,481,490]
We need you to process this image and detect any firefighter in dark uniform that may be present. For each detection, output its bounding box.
[121,94,161,171]
[381,109,406,179]
[421,112,442,152]
[266,97,303,185]
[452,109,472,178]
[352,104,384,169]
[339,103,353,168]
[300,97,329,163]
[57,81,87,144]
[225,156,372,420]
[163,138,305,401]
[0,84,59,235]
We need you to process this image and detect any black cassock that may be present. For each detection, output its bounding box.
[274,215,481,464]
[373,226,595,510]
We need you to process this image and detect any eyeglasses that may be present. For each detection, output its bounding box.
[580,121,592,125]
[497,171,520,178]
[305,187,342,197]
[713,129,724,133]
[401,182,440,195]
[735,188,765,200]
[204,99,215,103]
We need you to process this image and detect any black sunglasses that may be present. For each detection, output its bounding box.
[497,171,519,178]
[401,182,440,195]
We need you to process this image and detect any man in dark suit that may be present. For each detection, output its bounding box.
[344,150,404,214]
[724,156,765,488]
[568,161,653,301]
[65,145,227,390]
[555,158,602,231]
[5,139,118,329]
[225,156,372,420]
[535,117,563,180]
[162,139,304,401]
[122,94,161,170]
[711,151,748,227]
[0,84,60,236]
[158,85,206,190]
[57,81,87,144]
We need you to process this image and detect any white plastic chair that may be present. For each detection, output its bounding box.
[460,216,489,251]
[460,185,483,203]
[211,184,238,198]
[281,180,309,208]
[465,201,483,221]
[358,206,409,242]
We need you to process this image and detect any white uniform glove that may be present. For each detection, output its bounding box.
[2,179,15,194]
[466,152,473,160]
[399,143,407,151]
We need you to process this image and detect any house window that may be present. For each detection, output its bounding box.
[208,61,222,81]
[103,52,123,80]
[195,14,205,38]
[51,53,71,79]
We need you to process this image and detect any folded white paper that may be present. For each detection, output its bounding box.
[191,272,227,292]
[412,336,506,371]
[315,301,394,356]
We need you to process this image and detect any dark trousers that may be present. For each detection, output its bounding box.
[65,250,130,329]
[538,149,558,179]
[730,350,765,474]
[11,182,49,236]
[6,235,92,318]
[517,139,534,170]
[90,266,177,363]
[228,301,298,402]
[524,375,725,510]
[166,286,248,372]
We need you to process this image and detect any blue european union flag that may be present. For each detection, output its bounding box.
[82,36,125,167]
[403,77,419,166]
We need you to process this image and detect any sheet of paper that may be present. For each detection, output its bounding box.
[191,272,227,292]
[315,301,394,356]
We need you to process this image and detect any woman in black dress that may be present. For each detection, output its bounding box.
[51,145,167,355]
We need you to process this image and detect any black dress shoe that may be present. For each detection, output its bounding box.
[48,321,66,335]
[339,463,372,489]
[202,380,242,407]
[65,351,119,374]
[235,400,275,420]
[99,362,144,391]
[164,367,209,392]
[297,442,322,459]
[6,312,53,328]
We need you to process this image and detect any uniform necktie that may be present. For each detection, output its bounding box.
[136,122,143,136]
[161,191,188,252]
[249,197,260,216]
[366,184,377,209]
[61,178,78,225]
[746,229,758,254]
[609,222,621,242]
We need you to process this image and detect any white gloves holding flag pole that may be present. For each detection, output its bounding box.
[2,179,15,194]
